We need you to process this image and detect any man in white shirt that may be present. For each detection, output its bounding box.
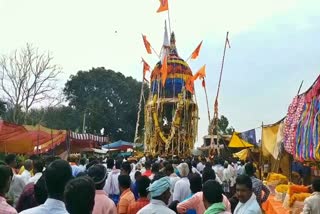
[78,158,86,172]
[302,178,320,214]
[137,176,175,214]
[234,175,262,214]
[20,159,73,214]
[196,158,205,173]
[28,158,44,184]
[103,160,121,205]
[20,159,32,184]
[173,163,191,202]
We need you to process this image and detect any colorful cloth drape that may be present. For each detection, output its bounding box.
[283,75,320,161]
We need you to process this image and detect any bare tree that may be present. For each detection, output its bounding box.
[0,43,62,123]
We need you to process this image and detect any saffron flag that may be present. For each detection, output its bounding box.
[191,41,203,59]
[193,65,206,80]
[142,58,150,81]
[185,77,195,94]
[142,34,152,54]
[161,56,168,86]
[157,0,168,13]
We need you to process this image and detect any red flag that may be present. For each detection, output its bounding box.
[142,34,152,54]
[157,0,168,13]
[191,41,203,59]
[142,58,150,81]
[161,56,168,87]
[202,79,206,88]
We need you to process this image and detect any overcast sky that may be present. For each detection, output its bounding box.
[0,0,319,145]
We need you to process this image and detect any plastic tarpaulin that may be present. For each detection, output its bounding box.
[0,121,66,154]
[102,140,133,150]
[233,149,250,160]
[262,121,284,159]
[0,121,33,153]
[228,132,254,148]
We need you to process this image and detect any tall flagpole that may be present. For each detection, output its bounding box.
[134,75,145,146]
[211,31,230,156]
[203,78,211,123]
[167,0,172,35]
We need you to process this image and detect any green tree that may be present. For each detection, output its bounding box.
[25,106,81,131]
[64,67,148,141]
[208,115,235,135]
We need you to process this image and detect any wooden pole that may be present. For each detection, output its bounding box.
[167,0,172,36]
[134,75,145,147]
[260,122,263,179]
[210,32,230,156]
[203,78,211,124]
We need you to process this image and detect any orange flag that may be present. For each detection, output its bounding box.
[157,0,168,13]
[191,41,203,59]
[142,58,150,81]
[160,56,168,86]
[193,65,206,80]
[142,34,152,54]
[185,77,195,94]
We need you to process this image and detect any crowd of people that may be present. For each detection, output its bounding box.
[0,154,319,214]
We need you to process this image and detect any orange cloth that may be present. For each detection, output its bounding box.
[193,65,206,80]
[118,188,135,214]
[156,0,168,13]
[262,196,290,214]
[142,35,152,54]
[161,56,168,86]
[191,41,203,59]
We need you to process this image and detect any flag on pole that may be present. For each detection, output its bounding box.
[157,0,169,13]
[160,21,170,64]
[142,58,150,82]
[161,56,168,86]
[142,34,152,54]
[193,65,206,80]
[191,41,203,59]
[186,76,195,94]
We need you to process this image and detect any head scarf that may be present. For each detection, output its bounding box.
[147,177,170,198]
[177,163,190,177]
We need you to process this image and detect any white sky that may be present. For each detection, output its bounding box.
[0,0,319,146]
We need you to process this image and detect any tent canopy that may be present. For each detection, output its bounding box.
[102,140,133,150]
[228,132,254,148]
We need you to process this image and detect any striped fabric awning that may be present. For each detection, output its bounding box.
[69,131,109,143]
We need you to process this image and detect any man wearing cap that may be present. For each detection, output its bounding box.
[87,164,117,214]
[137,177,175,214]
[173,163,191,202]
